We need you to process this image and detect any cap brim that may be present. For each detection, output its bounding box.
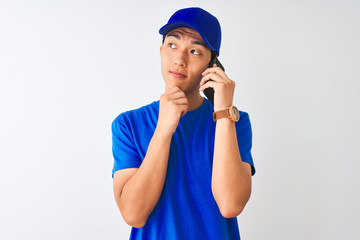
[159,22,217,53]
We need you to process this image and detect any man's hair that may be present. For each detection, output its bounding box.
[162,35,218,65]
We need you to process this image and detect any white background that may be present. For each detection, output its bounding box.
[0,0,359,239]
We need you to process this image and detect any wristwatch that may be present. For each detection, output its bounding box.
[213,105,240,122]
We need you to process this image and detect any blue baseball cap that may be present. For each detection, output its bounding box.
[159,7,222,56]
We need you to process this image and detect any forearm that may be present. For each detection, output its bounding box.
[211,118,252,218]
[119,128,171,226]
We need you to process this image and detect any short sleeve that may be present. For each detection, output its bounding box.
[236,111,256,176]
[111,114,142,177]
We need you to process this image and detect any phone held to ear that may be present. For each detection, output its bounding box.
[203,58,225,105]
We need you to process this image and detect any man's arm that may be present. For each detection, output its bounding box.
[200,64,253,218]
[113,130,172,228]
[211,119,252,218]
[113,87,188,228]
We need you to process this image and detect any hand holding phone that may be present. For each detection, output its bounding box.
[203,58,225,104]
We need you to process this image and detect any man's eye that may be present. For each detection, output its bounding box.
[169,43,176,48]
[191,49,200,55]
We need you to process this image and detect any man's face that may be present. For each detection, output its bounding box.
[160,27,212,93]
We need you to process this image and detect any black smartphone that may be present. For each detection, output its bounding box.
[203,58,225,104]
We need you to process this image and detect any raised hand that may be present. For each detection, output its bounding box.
[156,86,188,138]
[199,64,235,112]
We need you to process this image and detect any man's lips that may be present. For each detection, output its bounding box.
[170,71,186,78]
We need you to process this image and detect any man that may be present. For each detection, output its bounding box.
[112,7,255,239]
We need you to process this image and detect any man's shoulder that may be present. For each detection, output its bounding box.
[113,100,159,124]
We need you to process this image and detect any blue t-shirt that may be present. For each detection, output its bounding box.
[112,98,255,240]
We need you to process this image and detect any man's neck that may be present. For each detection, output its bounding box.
[185,91,204,111]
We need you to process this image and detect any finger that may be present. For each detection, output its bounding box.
[199,81,218,92]
[199,72,224,86]
[173,96,188,106]
[203,68,227,81]
[202,64,223,75]
[169,90,186,100]
[178,104,188,117]
[202,66,227,80]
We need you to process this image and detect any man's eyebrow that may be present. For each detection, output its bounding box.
[191,40,207,48]
[166,32,207,49]
[167,33,181,39]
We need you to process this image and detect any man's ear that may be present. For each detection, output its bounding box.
[160,45,163,52]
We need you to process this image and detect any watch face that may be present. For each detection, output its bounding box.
[231,106,240,121]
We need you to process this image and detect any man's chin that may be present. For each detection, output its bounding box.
[165,82,183,92]
[165,80,200,94]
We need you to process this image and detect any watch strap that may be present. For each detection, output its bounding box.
[213,109,229,121]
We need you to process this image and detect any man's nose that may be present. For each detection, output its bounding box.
[174,51,187,67]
